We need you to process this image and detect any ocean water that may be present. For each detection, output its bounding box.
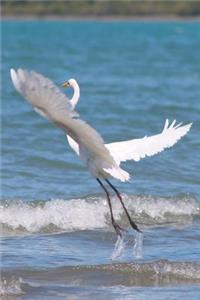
[1,20,200,299]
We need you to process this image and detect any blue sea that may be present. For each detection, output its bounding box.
[1,20,200,299]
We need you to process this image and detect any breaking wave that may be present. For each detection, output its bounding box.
[0,194,199,235]
[2,260,200,288]
[66,259,200,285]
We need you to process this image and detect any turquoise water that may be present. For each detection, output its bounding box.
[1,20,200,299]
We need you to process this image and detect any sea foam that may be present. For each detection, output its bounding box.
[0,277,24,297]
[0,194,199,235]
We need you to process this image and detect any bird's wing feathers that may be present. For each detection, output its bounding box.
[106,119,192,165]
[11,68,192,176]
[56,115,115,166]
[11,68,112,164]
[10,68,78,119]
[66,135,80,156]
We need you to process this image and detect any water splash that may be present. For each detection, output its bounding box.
[111,232,127,260]
[133,231,143,259]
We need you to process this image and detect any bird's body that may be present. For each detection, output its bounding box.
[10,68,192,237]
[63,79,192,181]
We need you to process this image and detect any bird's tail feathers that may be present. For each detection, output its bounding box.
[103,166,130,182]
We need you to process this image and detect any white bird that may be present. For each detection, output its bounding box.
[10,68,192,237]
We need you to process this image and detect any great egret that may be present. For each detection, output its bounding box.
[10,69,192,238]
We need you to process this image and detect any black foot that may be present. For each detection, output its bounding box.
[112,221,127,237]
[129,219,142,233]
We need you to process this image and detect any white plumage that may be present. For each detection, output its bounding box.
[10,68,192,236]
[105,119,192,165]
[10,68,192,182]
[10,68,77,120]
[10,68,129,182]
[67,120,192,169]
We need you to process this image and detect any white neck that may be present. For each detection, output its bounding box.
[70,79,80,109]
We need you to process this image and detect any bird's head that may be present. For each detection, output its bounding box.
[62,78,77,88]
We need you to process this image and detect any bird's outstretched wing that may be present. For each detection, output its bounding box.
[10,68,114,166]
[10,68,78,119]
[106,120,192,165]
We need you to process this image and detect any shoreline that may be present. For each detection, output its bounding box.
[2,14,200,22]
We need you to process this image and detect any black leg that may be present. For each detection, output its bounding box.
[105,179,142,233]
[96,178,125,237]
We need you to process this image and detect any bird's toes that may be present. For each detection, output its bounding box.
[112,221,127,237]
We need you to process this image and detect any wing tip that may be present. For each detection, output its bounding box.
[163,119,169,132]
[184,122,193,133]
[163,119,192,132]
[176,121,192,132]
[10,68,16,82]
[10,68,21,92]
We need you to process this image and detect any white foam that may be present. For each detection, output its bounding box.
[0,194,199,234]
[0,198,108,233]
[121,194,200,224]
[0,277,24,296]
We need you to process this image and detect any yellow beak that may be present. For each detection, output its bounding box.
[61,81,70,88]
